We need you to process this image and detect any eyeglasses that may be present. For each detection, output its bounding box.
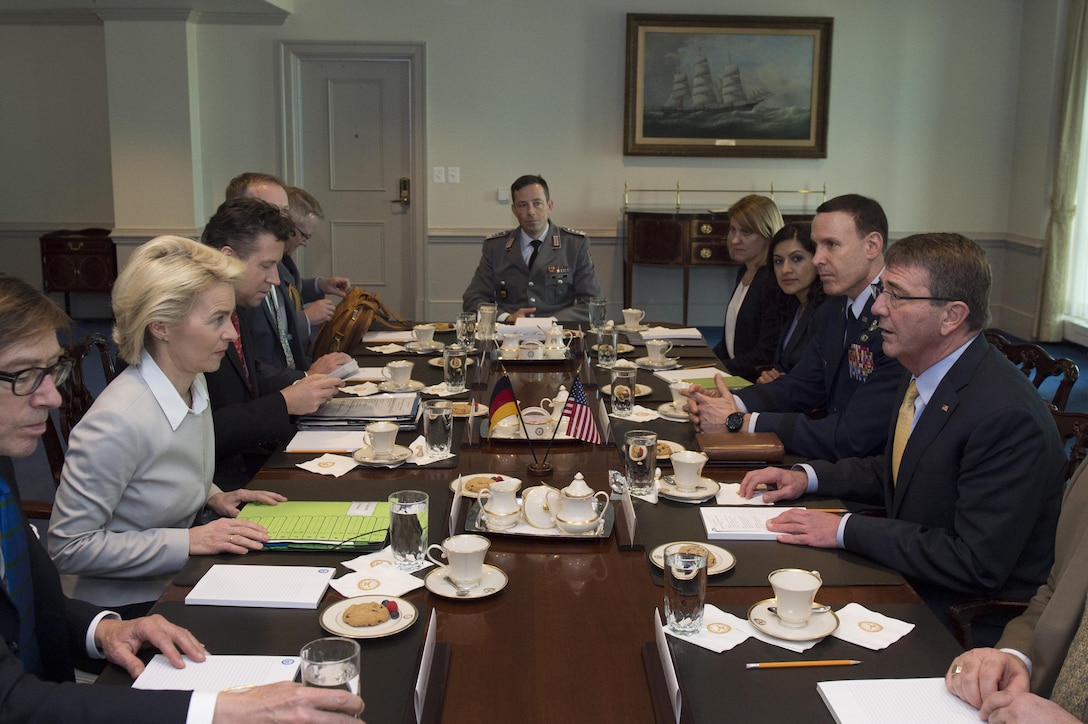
[294,227,312,242]
[871,280,958,308]
[0,357,75,396]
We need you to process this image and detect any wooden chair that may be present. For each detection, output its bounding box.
[1052,407,1088,483]
[985,332,1080,411]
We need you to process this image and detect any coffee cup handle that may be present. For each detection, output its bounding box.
[426,544,448,569]
[663,341,673,356]
[381,368,392,380]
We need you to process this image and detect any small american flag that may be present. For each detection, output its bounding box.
[562,376,601,444]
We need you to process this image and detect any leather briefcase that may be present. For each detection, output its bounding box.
[694,432,785,463]
[310,286,410,358]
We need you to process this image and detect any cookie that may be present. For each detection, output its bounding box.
[679,544,717,568]
[656,442,673,457]
[343,601,391,627]
[463,475,502,493]
[452,402,472,416]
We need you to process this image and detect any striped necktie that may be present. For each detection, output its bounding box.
[891,379,919,486]
[0,476,42,675]
[1051,591,1088,716]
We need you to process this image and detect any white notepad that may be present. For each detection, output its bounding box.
[284,429,367,453]
[133,654,300,692]
[700,506,800,540]
[185,564,335,609]
[817,678,980,723]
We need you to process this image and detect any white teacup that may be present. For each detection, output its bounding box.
[427,534,490,588]
[500,333,521,354]
[383,360,414,389]
[646,339,673,365]
[768,568,823,628]
[622,308,645,328]
[366,420,399,457]
[521,407,554,439]
[671,450,709,489]
[668,381,691,408]
[519,339,544,360]
[412,324,436,346]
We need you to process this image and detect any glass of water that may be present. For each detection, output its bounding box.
[455,312,477,351]
[301,637,361,705]
[663,543,708,634]
[477,303,498,340]
[423,399,454,455]
[388,490,428,570]
[624,429,657,495]
[588,297,608,333]
[610,367,637,417]
[596,329,618,368]
[443,344,468,393]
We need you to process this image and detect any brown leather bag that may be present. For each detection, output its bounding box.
[310,287,410,357]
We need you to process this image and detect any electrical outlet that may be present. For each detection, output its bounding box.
[432,166,446,184]
[447,167,460,183]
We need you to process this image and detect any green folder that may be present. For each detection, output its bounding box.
[238,500,389,551]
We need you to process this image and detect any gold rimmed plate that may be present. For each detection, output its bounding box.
[650,541,735,576]
[320,596,417,639]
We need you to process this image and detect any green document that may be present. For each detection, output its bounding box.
[238,500,389,550]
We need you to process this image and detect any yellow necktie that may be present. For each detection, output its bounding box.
[891,379,919,486]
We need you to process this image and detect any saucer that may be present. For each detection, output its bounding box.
[655,439,684,460]
[352,444,412,465]
[424,564,508,599]
[591,342,635,355]
[615,323,649,333]
[636,356,680,371]
[747,598,839,641]
[450,401,486,418]
[320,596,418,639]
[378,379,425,392]
[450,472,520,499]
[428,356,476,368]
[657,403,688,422]
[650,541,735,576]
[405,340,445,354]
[600,383,653,398]
[658,476,720,503]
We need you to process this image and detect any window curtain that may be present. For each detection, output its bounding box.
[1037,0,1088,341]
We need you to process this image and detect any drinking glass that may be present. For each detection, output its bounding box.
[389,490,428,570]
[624,429,657,495]
[443,344,468,393]
[477,303,498,340]
[588,297,608,333]
[596,329,618,369]
[455,312,477,351]
[301,637,361,705]
[663,543,708,634]
[610,367,637,418]
[423,400,454,455]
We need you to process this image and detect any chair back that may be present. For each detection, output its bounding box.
[1051,407,1088,481]
[985,332,1080,411]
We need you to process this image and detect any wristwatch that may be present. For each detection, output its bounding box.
[726,411,745,433]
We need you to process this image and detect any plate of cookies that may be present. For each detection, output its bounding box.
[649,541,736,577]
[451,473,521,499]
[320,596,418,639]
[450,401,487,418]
[656,440,685,460]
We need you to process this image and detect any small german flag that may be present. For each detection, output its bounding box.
[488,375,518,434]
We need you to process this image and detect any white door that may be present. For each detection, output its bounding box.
[282,43,423,318]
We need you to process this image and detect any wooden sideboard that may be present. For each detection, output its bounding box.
[40,229,117,315]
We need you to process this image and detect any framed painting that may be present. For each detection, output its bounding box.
[624,14,833,158]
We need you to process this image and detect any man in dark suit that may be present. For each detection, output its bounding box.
[200,198,342,489]
[946,461,1088,722]
[686,194,904,461]
[738,233,1065,640]
[0,274,363,722]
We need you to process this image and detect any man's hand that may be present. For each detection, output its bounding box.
[945,648,1031,709]
[214,681,364,723]
[757,368,783,384]
[304,299,337,325]
[506,307,537,322]
[281,375,342,415]
[738,467,808,501]
[318,277,351,297]
[308,352,353,376]
[683,375,740,431]
[206,489,287,518]
[94,614,207,679]
[979,691,1078,723]
[189,517,270,555]
[763,509,841,548]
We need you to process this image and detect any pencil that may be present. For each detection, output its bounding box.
[745,660,861,670]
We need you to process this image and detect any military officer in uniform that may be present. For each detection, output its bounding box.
[463,174,602,322]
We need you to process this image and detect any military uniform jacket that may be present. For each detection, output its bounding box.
[462,221,602,322]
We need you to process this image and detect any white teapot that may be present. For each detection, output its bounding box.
[540,385,569,424]
[546,473,608,534]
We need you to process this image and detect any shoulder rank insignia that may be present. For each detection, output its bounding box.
[561,226,587,237]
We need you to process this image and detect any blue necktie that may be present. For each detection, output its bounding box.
[0,476,42,675]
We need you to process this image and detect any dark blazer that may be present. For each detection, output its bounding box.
[713,265,787,381]
[811,335,1065,606]
[0,472,191,723]
[280,255,321,349]
[736,293,904,461]
[237,286,309,391]
[770,298,822,374]
[204,312,295,490]
[999,459,1088,716]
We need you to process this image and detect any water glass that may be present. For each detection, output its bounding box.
[389,490,428,570]
[663,543,708,635]
[443,344,468,393]
[477,302,498,340]
[301,637,361,700]
[423,400,454,455]
[455,312,477,350]
[596,329,618,368]
[610,367,637,418]
[588,297,608,333]
[624,429,657,496]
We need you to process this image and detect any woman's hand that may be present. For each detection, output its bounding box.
[189,517,270,556]
[206,489,287,518]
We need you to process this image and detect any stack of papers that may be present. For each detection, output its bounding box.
[185,565,336,608]
[238,500,389,550]
[817,678,980,723]
[298,392,420,430]
[653,368,752,390]
[133,654,300,692]
[700,506,799,540]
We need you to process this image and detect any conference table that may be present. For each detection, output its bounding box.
[102,324,965,723]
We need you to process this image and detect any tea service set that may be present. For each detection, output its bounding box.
[465,472,611,536]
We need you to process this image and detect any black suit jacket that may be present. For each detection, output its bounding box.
[205,311,295,490]
[811,335,1065,603]
[0,466,191,723]
[238,286,309,391]
[279,255,320,351]
[771,298,822,374]
[713,266,787,381]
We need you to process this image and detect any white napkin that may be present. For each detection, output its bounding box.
[295,454,359,477]
[643,326,703,340]
[341,382,380,397]
[611,405,660,422]
[329,567,425,598]
[831,603,915,650]
[343,545,435,573]
[632,469,662,504]
[612,359,638,370]
[750,625,822,653]
[663,605,753,652]
[715,483,772,506]
[421,382,462,397]
[367,343,408,354]
[405,435,456,466]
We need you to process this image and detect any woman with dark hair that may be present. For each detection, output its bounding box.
[757,222,828,383]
